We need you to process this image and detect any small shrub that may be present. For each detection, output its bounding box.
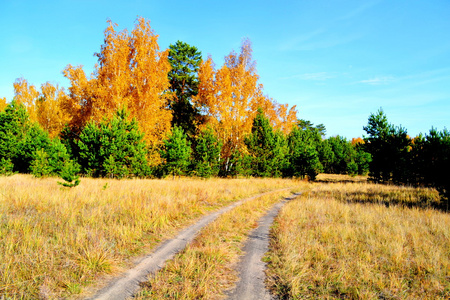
[0,157,14,176]
[58,161,80,187]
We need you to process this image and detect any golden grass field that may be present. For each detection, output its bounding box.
[1,174,449,299]
[0,175,298,298]
[266,181,450,299]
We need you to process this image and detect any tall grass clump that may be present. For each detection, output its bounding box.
[136,188,305,299]
[266,184,450,299]
[0,174,297,298]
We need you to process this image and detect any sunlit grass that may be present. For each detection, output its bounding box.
[316,173,369,183]
[266,183,450,299]
[136,187,305,299]
[0,174,298,299]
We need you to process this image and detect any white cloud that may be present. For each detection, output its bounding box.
[281,72,337,81]
[299,72,336,80]
[358,76,394,85]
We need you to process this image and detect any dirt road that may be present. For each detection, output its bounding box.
[226,193,302,300]
[87,188,292,300]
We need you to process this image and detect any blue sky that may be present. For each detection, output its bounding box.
[1,0,449,139]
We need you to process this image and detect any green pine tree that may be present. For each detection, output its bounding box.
[76,108,150,178]
[245,109,287,177]
[284,126,323,180]
[193,126,222,178]
[168,41,202,138]
[160,126,192,178]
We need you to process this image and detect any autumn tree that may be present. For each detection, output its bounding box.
[168,41,202,137]
[63,17,172,151]
[12,78,39,122]
[193,39,297,174]
[0,98,7,112]
[12,78,70,138]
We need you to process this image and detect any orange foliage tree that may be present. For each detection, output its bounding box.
[13,78,70,138]
[0,97,7,112]
[351,137,365,145]
[37,82,71,138]
[13,78,40,122]
[193,39,296,170]
[62,17,172,149]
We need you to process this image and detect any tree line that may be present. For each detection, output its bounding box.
[363,109,449,209]
[0,99,370,181]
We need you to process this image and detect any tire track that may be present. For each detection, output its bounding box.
[226,192,302,300]
[87,188,293,300]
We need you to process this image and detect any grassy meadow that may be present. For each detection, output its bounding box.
[266,181,450,299]
[0,175,298,298]
[1,174,449,299]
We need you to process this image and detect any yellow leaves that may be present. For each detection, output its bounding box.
[37,82,71,138]
[352,137,365,145]
[13,78,71,138]
[193,39,297,164]
[193,41,262,160]
[61,64,93,129]
[63,17,172,149]
[13,77,40,122]
[0,97,7,111]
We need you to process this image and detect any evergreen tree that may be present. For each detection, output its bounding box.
[30,138,79,178]
[297,119,326,137]
[160,126,192,178]
[415,128,450,208]
[0,158,14,176]
[58,160,80,187]
[284,126,323,180]
[0,101,52,173]
[193,127,222,178]
[76,109,149,178]
[354,145,372,175]
[245,109,286,177]
[363,109,411,183]
[168,41,202,137]
[30,149,52,177]
[320,136,362,175]
[318,139,335,173]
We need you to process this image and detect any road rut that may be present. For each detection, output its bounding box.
[226,192,302,300]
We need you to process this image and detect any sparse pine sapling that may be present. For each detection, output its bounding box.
[58,160,80,187]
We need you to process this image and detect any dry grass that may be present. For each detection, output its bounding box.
[266,183,450,299]
[311,181,441,209]
[316,173,369,183]
[0,174,298,299]
[135,187,306,299]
